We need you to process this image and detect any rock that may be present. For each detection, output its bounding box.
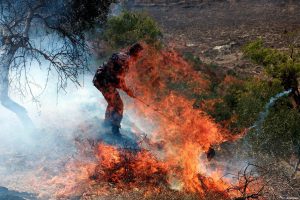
[186,43,197,47]
[213,41,237,54]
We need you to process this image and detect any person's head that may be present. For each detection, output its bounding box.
[128,43,143,58]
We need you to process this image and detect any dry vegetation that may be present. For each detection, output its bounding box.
[128,0,300,76]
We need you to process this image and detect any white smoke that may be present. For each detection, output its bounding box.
[250,89,292,130]
[0,61,108,198]
[0,56,149,199]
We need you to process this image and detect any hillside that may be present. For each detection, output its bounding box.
[128,0,300,76]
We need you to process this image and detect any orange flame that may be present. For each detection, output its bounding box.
[122,45,234,193]
[49,45,254,199]
[93,143,169,190]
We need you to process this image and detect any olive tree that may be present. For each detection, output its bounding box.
[0,0,113,127]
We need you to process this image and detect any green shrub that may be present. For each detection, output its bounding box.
[240,41,300,157]
[183,52,203,71]
[234,79,283,129]
[103,11,162,49]
[251,102,300,157]
[206,63,219,70]
[213,77,300,158]
[243,39,300,91]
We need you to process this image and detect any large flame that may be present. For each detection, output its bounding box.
[122,45,233,193]
[49,45,251,199]
[93,143,168,188]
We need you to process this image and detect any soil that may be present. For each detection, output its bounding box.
[128,0,300,77]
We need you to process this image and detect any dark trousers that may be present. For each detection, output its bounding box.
[98,85,124,130]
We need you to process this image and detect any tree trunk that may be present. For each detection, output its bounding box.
[292,89,300,108]
[0,45,34,130]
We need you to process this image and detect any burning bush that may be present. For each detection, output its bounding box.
[49,45,249,199]
[91,143,168,188]
[88,142,233,199]
[123,45,238,194]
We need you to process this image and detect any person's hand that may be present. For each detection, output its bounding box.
[126,89,135,98]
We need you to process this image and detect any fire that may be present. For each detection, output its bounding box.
[47,160,97,199]
[122,44,265,194]
[49,45,252,199]
[92,44,236,195]
[92,143,168,189]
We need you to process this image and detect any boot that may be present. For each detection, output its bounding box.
[206,147,216,161]
[112,125,122,137]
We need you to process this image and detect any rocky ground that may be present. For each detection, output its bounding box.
[128,0,300,77]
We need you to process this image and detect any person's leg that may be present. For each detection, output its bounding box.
[99,86,115,127]
[104,101,113,127]
[110,88,124,135]
[94,81,112,127]
[100,86,124,135]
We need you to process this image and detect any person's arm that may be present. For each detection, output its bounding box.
[119,75,135,98]
[92,65,102,87]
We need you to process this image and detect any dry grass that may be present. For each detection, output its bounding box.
[82,184,229,200]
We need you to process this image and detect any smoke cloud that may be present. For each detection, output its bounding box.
[0,61,108,197]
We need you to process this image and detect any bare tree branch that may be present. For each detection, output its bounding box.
[0,0,112,125]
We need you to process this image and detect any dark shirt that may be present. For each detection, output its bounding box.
[93,52,129,89]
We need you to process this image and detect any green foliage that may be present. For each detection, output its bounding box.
[206,63,219,70]
[250,103,300,157]
[211,77,300,158]
[209,82,246,123]
[211,101,232,122]
[183,52,203,71]
[243,39,285,66]
[241,39,300,157]
[103,11,162,49]
[209,79,282,127]
[67,0,113,34]
[233,79,283,129]
[243,39,300,91]
[180,41,300,159]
